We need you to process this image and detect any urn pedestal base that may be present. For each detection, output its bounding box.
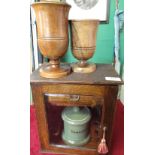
[72,63,96,73]
[39,63,71,78]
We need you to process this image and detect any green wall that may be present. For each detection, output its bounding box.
[62,0,124,71]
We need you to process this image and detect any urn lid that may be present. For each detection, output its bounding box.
[62,106,91,125]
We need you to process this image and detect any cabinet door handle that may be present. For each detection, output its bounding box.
[69,95,80,101]
[98,126,109,154]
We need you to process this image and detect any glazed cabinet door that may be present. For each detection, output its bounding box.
[31,83,118,155]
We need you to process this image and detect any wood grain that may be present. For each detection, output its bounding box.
[31,2,71,78]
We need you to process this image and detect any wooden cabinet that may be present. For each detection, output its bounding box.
[30,63,123,155]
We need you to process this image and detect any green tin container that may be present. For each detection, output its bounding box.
[61,106,91,146]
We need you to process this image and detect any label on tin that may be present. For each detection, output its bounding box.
[71,129,86,134]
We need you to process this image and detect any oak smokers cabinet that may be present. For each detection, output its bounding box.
[30,63,123,155]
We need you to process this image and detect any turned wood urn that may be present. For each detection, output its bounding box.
[61,106,91,146]
[71,20,99,73]
[31,2,71,78]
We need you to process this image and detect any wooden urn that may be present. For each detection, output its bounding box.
[31,2,71,78]
[71,20,99,73]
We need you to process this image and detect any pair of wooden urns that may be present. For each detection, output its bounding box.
[32,2,100,78]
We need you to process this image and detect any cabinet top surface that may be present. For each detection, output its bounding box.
[30,63,123,85]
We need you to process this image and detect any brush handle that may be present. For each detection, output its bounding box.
[102,126,107,139]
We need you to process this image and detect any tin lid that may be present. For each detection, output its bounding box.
[62,106,91,125]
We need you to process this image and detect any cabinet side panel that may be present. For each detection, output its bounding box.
[103,86,119,155]
[31,84,50,149]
